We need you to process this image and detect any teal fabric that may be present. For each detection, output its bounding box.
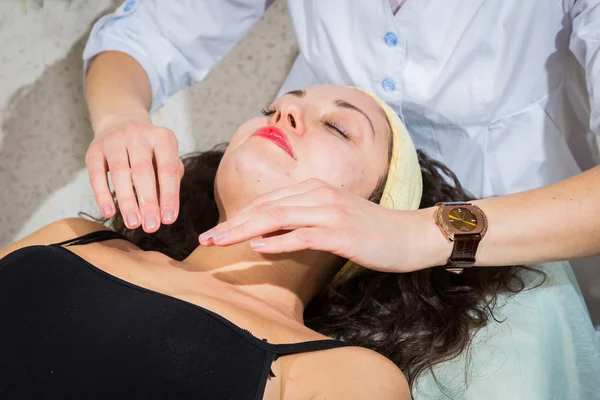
[413,262,600,400]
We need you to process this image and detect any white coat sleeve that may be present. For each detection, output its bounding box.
[83,0,270,112]
[567,0,600,134]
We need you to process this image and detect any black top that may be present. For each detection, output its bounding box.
[0,231,350,399]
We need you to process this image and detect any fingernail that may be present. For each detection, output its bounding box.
[163,208,175,223]
[126,211,140,227]
[211,230,229,242]
[145,214,159,230]
[199,231,213,243]
[101,204,113,218]
[250,240,266,250]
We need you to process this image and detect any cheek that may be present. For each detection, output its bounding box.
[303,142,370,194]
[226,118,263,151]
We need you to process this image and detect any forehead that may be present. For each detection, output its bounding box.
[304,85,383,113]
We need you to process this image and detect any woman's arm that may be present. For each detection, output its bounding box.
[84,51,183,233]
[85,51,153,140]
[82,0,270,232]
[421,165,600,267]
[197,165,600,272]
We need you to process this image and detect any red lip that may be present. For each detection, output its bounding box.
[252,126,295,159]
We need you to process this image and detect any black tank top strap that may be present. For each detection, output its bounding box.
[258,339,352,382]
[269,339,351,357]
[51,230,129,247]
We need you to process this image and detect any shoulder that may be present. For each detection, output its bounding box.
[0,218,109,259]
[328,347,409,399]
[283,346,410,400]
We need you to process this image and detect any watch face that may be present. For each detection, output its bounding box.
[448,207,478,232]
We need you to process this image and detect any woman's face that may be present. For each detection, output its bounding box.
[215,85,392,217]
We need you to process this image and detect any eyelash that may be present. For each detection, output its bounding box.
[324,120,350,139]
[260,106,276,116]
[260,107,351,140]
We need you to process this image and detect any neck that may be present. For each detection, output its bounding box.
[183,241,338,323]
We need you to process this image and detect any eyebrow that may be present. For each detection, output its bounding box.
[334,100,376,138]
[283,90,376,138]
[285,89,306,98]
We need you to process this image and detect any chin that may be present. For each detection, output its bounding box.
[215,145,294,216]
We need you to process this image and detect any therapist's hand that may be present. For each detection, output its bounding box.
[85,119,184,233]
[198,179,450,272]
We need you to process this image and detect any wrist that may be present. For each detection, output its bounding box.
[415,207,453,268]
[93,111,152,140]
[470,199,503,266]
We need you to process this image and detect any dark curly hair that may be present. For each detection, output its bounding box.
[108,146,544,390]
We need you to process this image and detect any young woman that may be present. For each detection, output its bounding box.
[0,85,541,399]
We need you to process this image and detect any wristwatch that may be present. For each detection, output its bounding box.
[434,202,488,274]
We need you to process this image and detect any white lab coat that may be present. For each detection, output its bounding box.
[83,1,600,398]
[83,0,600,199]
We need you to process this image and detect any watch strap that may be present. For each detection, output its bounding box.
[446,234,481,274]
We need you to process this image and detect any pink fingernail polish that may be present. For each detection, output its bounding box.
[145,215,159,230]
[126,211,139,227]
[101,204,113,218]
[250,240,266,250]
[199,231,213,243]
[163,208,175,223]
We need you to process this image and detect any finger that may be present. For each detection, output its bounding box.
[239,178,328,215]
[85,144,115,218]
[248,227,348,256]
[205,186,344,236]
[201,191,326,241]
[127,141,161,233]
[153,129,183,225]
[105,144,141,230]
[201,206,345,246]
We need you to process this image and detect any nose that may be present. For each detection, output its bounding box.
[270,101,305,136]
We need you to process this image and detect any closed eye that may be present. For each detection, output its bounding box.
[324,120,351,140]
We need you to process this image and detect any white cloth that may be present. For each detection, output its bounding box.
[83,1,600,398]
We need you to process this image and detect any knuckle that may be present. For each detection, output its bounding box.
[332,207,348,223]
[255,200,273,215]
[116,195,138,207]
[87,166,106,179]
[251,194,267,206]
[96,197,114,207]
[138,197,159,210]
[307,178,324,186]
[91,184,111,199]
[101,137,124,154]
[234,222,249,236]
[296,229,313,245]
[157,127,176,141]
[130,160,155,177]
[157,162,181,179]
[85,154,100,169]
[268,206,287,221]
[86,142,101,157]
[160,193,179,206]
[109,160,131,173]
